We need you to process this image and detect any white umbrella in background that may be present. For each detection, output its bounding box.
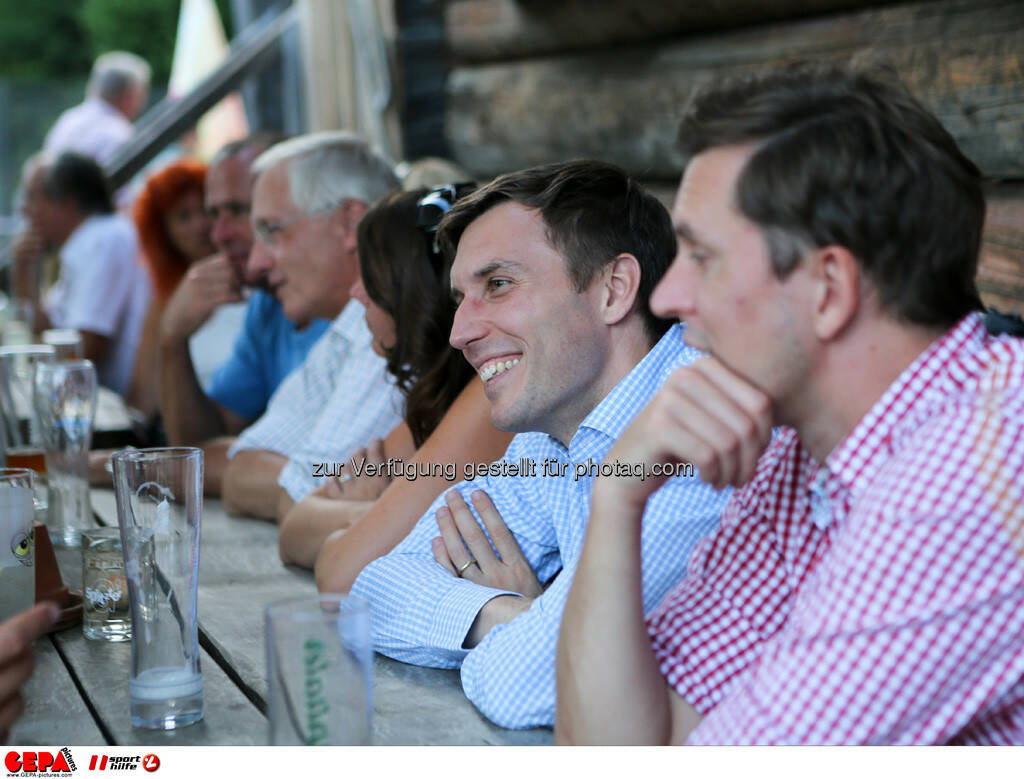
[169,0,249,160]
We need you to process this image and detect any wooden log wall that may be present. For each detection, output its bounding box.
[444,0,901,63]
[980,184,1024,316]
[434,0,1024,314]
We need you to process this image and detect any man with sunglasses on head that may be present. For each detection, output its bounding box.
[346,160,729,730]
[219,132,404,520]
[159,134,331,493]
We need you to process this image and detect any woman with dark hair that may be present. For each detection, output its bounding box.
[279,187,512,571]
[356,187,477,446]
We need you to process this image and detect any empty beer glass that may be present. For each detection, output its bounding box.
[111,447,204,730]
[33,359,97,546]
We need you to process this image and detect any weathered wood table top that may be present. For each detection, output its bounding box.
[11,489,553,746]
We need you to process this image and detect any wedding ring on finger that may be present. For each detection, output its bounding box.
[456,558,477,577]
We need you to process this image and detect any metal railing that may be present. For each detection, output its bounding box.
[104,2,298,189]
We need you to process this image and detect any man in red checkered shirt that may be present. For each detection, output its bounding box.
[556,63,1024,745]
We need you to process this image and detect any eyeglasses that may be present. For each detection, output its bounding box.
[252,210,326,245]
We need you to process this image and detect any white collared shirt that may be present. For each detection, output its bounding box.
[229,299,403,500]
[44,98,134,164]
[45,214,151,395]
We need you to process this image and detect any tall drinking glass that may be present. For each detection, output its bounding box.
[111,447,204,730]
[33,359,97,547]
[0,468,36,621]
[1,345,55,526]
[266,594,373,745]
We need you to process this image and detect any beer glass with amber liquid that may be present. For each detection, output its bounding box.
[0,345,55,521]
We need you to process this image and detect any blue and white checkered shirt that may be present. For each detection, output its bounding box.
[228,299,404,500]
[351,324,729,729]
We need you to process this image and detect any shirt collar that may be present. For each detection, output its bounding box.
[822,312,986,500]
[329,298,372,347]
[575,322,703,443]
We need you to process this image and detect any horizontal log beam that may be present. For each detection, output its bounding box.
[640,179,1024,314]
[979,183,1024,316]
[445,0,903,64]
[446,0,1024,180]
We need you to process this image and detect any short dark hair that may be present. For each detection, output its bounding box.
[677,62,985,327]
[437,160,676,342]
[358,188,477,447]
[41,152,114,215]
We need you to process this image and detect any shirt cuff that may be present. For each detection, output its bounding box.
[226,436,248,459]
[426,581,520,654]
[227,426,280,458]
[278,460,313,501]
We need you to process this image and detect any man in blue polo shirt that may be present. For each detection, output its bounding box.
[159,135,329,491]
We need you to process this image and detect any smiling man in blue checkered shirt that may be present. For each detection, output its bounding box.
[347,161,729,730]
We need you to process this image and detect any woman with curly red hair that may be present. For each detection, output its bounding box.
[133,159,212,303]
[127,159,214,419]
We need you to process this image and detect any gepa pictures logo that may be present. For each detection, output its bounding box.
[4,749,75,774]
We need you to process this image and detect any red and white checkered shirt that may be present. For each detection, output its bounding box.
[647,313,1024,744]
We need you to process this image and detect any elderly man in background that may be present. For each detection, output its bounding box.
[158,135,331,492]
[218,132,404,518]
[44,51,150,165]
[14,152,150,396]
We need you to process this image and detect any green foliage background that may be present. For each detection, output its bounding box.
[0,0,233,211]
[0,2,90,79]
[0,0,234,81]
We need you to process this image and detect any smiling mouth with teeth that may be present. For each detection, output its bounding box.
[479,358,520,382]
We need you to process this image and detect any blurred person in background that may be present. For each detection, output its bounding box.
[14,151,150,396]
[127,158,217,421]
[134,161,214,305]
[44,51,151,165]
[14,52,149,336]
[278,186,512,570]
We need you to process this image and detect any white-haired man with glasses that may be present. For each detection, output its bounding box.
[219,132,404,520]
[158,135,331,496]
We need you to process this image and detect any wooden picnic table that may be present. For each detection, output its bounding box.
[11,489,553,746]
